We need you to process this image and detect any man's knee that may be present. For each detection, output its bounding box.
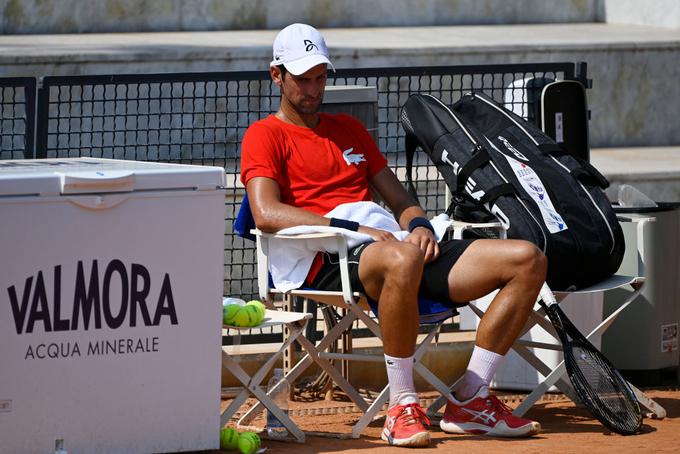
[359,242,425,301]
[384,242,425,277]
[364,241,424,280]
[511,240,547,284]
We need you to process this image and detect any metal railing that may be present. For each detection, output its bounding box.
[1,62,588,343]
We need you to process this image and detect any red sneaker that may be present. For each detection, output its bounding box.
[382,402,431,447]
[440,393,540,437]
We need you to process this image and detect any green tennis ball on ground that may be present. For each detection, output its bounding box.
[241,431,261,449]
[219,427,239,450]
[223,304,241,326]
[237,432,258,454]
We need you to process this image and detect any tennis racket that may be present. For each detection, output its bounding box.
[539,284,642,435]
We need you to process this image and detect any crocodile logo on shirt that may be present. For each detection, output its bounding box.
[342,148,365,166]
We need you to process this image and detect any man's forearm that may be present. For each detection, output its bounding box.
[253,202,331,233]
[397,205,430,231]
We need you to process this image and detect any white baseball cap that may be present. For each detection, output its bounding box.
[270,23,335,75]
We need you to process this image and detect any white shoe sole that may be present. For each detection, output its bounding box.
[381,428,431,447]
[439,419,541,437]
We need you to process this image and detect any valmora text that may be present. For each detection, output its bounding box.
[7,259,178,335]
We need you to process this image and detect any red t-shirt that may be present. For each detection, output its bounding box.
[240,113,387,214]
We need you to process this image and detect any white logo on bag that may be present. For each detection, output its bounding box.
[497,135,528,161]
[342,148,365,165]
[441,149,460,174]
[465,178,485,201]
[442,149,486,200]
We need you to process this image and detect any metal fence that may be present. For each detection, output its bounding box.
[1,63,588,342]
[0,78,36,161]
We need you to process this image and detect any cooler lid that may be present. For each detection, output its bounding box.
[0,157,225,196]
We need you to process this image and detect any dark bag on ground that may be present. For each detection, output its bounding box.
[400,92,624,290]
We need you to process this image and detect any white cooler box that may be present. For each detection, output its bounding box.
[0,158,226,453]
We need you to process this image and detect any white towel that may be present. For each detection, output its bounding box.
[268,201,451,292]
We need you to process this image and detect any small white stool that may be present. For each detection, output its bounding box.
[221,309,312,443]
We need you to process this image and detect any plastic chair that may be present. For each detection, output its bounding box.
[234,193,462,438]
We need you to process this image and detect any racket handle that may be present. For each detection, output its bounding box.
[539,283,558,306]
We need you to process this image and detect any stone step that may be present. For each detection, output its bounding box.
[592,146,680,203]
[1,23,679,148]
[2,0,603,35]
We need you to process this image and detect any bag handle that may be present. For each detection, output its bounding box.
[404,132,420,200]
[538,143,609,189]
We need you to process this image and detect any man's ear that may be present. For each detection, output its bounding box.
[270,66,283,87]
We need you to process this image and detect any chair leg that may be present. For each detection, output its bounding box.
[426,376,463,418]
[513,361,567,417]
[351,385,390,439]
[283,294,294,397]
[221,350,305,441]
[629,383,667,419]
[238,313,370,424]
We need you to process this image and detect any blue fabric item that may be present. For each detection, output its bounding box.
[408,216,435,234]
[329,217,360,231]
[367,296,461,324]
[234,192,257,242]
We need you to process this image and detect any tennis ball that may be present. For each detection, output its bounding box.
[223,304,241,326]
[219,427,239,450]
[237,432,258,454]
[246,300,266,319]
[240,431,261,450]
[233,305,261,327]
[247,304,264,326]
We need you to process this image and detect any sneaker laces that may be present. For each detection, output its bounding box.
[485,395,513,416]
[398,403,431,427]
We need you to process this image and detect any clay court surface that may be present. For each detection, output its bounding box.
[219,388,679,453]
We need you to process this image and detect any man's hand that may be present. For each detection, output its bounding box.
[358,225,398,242]
[405,227,440,263]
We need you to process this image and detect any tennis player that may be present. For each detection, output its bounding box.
[241,23,545,448]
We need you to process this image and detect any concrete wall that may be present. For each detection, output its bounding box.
[602,0,680,29]
[0,0,602,34]
[4,25,676,148]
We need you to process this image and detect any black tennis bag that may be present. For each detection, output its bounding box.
[401,92,624,290]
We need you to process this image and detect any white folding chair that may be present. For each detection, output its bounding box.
[234,227,460,438]
[426,215,667,420]
[234,193,465,437]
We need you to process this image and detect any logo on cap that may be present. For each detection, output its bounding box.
[304,39,318,52]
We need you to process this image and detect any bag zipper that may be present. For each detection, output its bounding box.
[472,93,616,253]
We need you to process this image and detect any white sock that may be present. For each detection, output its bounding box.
[455,345,504,402]
[384,354,418,407]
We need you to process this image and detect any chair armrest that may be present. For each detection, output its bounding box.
[250,228,358,306]
[616,215,656,224]
[251,228,346,241]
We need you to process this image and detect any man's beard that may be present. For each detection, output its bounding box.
[296,95,324,114]
[281,86,324,115]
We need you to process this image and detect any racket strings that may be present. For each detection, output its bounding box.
[569,345,641,433]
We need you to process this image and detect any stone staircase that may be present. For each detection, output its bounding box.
[2,0,604,34]
[1,2,679,148]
